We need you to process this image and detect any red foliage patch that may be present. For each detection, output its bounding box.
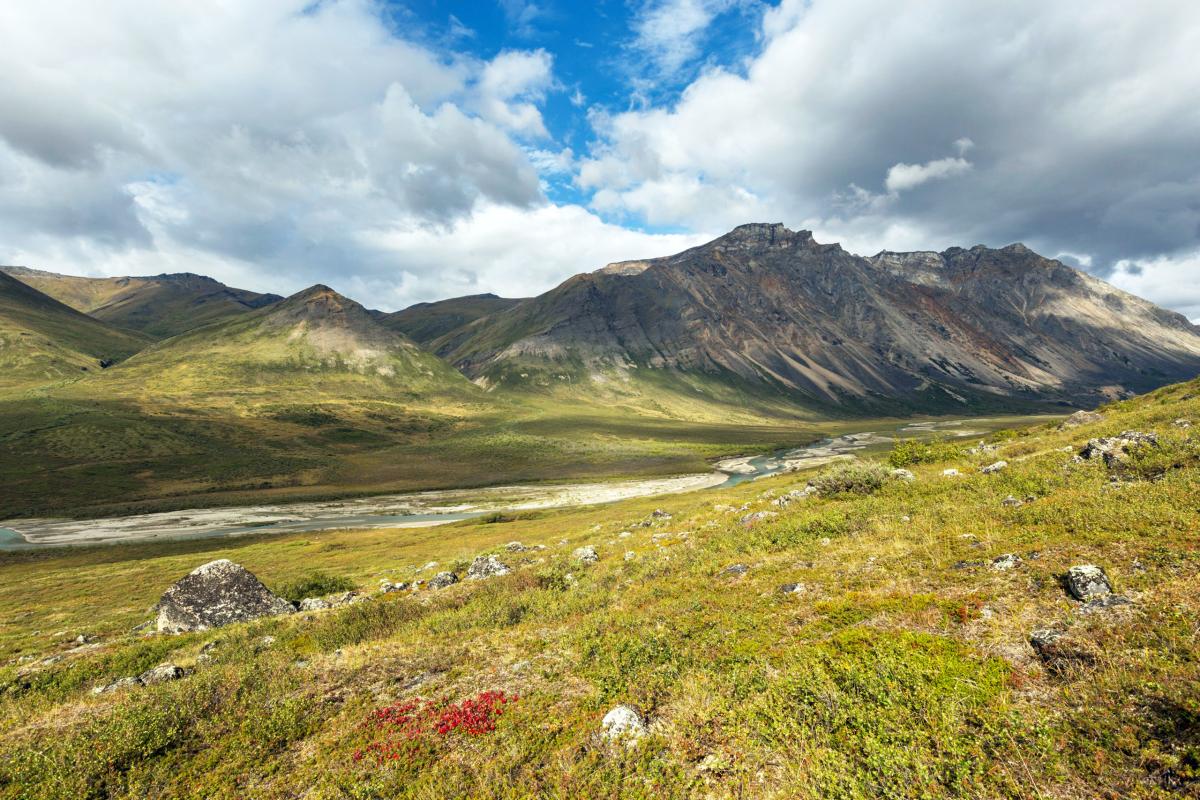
[353,690,517,765]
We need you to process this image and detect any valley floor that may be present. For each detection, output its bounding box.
[1,382,1198,798]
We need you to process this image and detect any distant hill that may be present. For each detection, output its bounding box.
[434,223,1200,414]
[383,293,523,346]
[93,283,476,402]
[1,267,281,339]
[0,271,151,391]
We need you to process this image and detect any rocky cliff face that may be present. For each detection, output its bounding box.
[435,223,1200,410]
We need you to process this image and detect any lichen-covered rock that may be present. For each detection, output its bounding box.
[778,582,807,595]
[739,511,778,527]
[601,705,646,743]
[720,564,749,577]
[990,553,1021,571]
[1064,564,1112,600]
[890,468,916,481]
[298,596,331,611]
[981,460,1008,474]
[379,580,408,594]
[156,560,294,633]
[1078,431,1159,465]
[427,571,458,589]
[139,663,186,685]
[466,554,512,580]
[1001,495,1023,507]
[942,468,960,477]
[1080,594,1134,614]
[1060,410,1104,429]
[573,545,599,564]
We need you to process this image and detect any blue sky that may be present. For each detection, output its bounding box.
[0,0,1198,319]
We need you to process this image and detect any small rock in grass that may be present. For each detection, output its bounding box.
[990,554,1021,571]
[466,554,512,580]
[573,545,599,564]
[298,597,332,611]
[1029,628,1099,673]
[1001,495,1023,507]
[651,509,672,519]
[942,468,960,477]
[427,571,459,589]
[504,541,529,552]
[92,676,142,695]
[720,564,749,577]
[819,537,831,546]
[1064,565,1112,600]
[890,468,915,481]
[981,460,1008,474]
[1173,418,1191,429]
[624,551,636,561]
[739,511,778,528]
[379,580,408,594]
[601,705,646,743]
[1059,410,1104,429]
[778,582,807,595]
[617,531,632,539]
[139,663,186,685]
[952,560,986,570]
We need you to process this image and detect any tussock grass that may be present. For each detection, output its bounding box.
[0,381,1198,797]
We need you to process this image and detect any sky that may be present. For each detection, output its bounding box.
[1,1,1198,320]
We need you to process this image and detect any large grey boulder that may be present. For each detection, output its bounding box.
[427,571,459,589]
[1064,564,1112,600]
[156,559,294,633]
[466,554,512,580]
[600,705,646,743]
[1059,410,1104,429]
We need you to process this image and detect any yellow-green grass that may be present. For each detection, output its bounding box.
[1,379,1198,798]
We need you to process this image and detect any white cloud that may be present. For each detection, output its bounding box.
[580,0,1200,304]
[632,0,723,77]
[884,155,972,194]
[1109,252,1200,323]
[474,49,556,138]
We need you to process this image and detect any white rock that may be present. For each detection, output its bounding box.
[601,705,646,743]
[981,460,1008,474]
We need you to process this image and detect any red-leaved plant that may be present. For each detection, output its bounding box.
[354,690,517,765]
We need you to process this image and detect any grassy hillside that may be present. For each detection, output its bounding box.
[0,272,150,392]
[2,267,280,338]
[384,293,523,345]
[2,378,1197,798]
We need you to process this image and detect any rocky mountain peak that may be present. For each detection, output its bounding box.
[714,222,815,249]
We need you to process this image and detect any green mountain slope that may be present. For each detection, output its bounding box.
[383,293,523,346]
[2,267,281,338]
[2,377,1198,797]
[94,284,476,402]
[0,271,150,391]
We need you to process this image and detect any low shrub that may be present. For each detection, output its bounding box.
[353,691,517,766]
[888,437,963,467]
[276,571,356,602]
[810,461,892,496]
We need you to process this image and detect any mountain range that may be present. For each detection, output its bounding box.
[4,224,1200,413]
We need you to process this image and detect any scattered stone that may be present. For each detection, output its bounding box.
[504,542,529,552]
[651,509,672,519]
[942,468,960,477]
[1029,628,1099,673]
[466,554,512,580]
[990,554,1021,571]
[1080,595,1134,614]
[981,460,1008,474]
[778,582,807,595]
[257,635,277,648]
[1064,564,1112,600]
[298,597,332,611]
[139,663,186,685]
[1078,431,1159,466]
[1173,418,1192,429]
[890,468,916,481]
[92,676,142,695]
[155,560,294,634]
[720,564,749,577]
[899,515,911,523]
[427,571,459,590]
[379,580,408,593]
[624,551,636,561]
[739,511,778,527]
[617,531,633,539]
[819,537,831,547]
[600,705,646,743]
[1059,410,1104,429]
[968,442,1000,454]
[1001,495,1023,507]
[573,545,599,564]
[421,561,439,571]
[952,560,986,570]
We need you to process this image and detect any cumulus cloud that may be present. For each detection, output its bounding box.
[580,0,1200,315]
[1109,252,1200,324]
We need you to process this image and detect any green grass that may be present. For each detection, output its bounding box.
[0,379,1198,797]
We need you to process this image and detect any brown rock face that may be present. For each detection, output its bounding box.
[437,223,1200,412]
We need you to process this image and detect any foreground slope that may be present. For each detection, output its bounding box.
[0,271,150,391]
[440,224,1200,413]
[383,293,523,346]
[2,379,1198,798]
[1,266,281,338]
